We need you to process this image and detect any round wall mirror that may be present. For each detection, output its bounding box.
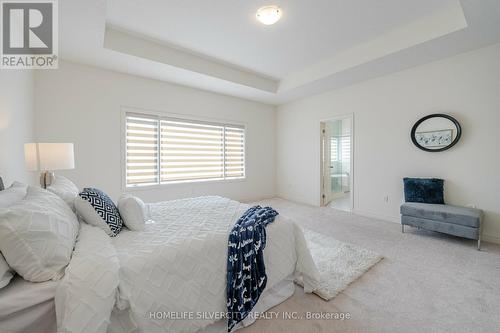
[411,114,461,152]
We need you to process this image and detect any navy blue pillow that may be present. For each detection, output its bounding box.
[79,188,123,236]
[403,178,444,204]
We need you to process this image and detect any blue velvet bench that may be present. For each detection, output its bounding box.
[400,202,483,250]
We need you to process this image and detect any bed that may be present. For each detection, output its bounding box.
[0,276,57,333]
[0,178,319,333]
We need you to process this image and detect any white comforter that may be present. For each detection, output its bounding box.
[56,196,319,333]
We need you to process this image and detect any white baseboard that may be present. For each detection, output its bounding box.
[262,197,500,246]
[351,209,400,224]
[483,234,500,245]
[241,195,278,204]
[353,209,500,245]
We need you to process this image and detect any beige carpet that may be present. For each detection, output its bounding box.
[240,198,500,333]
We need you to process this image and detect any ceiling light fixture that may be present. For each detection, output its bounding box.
[256,5,282,25]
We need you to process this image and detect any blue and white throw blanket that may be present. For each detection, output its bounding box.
[226,205,279,332]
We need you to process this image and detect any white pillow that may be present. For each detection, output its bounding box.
[46,175,79,211]
[0,186,79,282]
[0,181,28,208]
[0,253,14,289]
[74,188,123,237]
[118,195,147,231]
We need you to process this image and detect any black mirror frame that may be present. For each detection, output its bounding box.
[411,113,462,152]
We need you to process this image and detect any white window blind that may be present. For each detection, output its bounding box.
[330,137,339,161]
[125,114,159,186]
[125,113,245,187]
[160,119,224,182]
[341,136,351,171]
[224,126,245,179]
[330,136,350,164]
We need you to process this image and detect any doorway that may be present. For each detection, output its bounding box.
[320,115,353,211]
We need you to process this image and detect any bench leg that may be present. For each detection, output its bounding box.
[402,224,405,233]
[477,220,483,251]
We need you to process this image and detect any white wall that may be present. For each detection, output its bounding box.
[276,43,500,243]
[34,61,276,202]
[0,71,35,186]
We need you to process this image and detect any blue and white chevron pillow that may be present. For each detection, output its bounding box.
[75,188,123,237]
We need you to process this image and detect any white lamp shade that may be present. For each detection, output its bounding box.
[24,143,75,171]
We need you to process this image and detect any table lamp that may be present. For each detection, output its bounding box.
[24,143,75,188]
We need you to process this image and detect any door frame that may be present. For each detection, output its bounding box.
[320,122,333,205]
[319,113,354,210]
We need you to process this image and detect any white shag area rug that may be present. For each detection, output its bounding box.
[297,228,383,301]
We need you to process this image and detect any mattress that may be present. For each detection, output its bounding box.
[0,276,58,333]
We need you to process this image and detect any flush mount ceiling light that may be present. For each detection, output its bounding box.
[256,5,282,25]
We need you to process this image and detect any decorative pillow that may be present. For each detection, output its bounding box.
[75,188,123,237]
[403,178,445,204]
[46,175,79,212]
[0,253,14,289]
[0,186,79,282]
[118,195,147,231]
[0,181,28,208]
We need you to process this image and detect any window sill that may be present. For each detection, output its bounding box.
[123,177,246,192]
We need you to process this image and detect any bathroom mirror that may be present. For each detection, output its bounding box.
[411,114,461,152]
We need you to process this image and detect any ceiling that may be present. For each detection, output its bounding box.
[106,0,457,79]
[59,0,500,105]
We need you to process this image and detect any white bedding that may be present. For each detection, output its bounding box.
[0,276,58,333]
[55,223,120,333]
[55,196,320,333]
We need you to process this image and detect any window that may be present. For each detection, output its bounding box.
[330,135,350,166]
[330,137,339,161]
[125,112,245,187]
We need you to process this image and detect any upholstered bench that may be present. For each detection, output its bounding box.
[400,202,483,250]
